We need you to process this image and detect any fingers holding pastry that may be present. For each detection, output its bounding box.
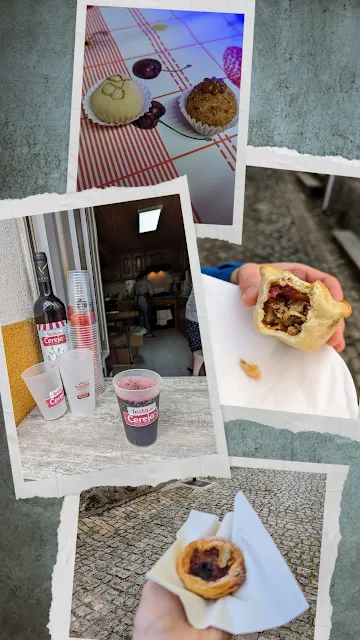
[237,263,262,306]
[238,262,346,305]
[326,319,346,353]
[133,581,232,640]
[253,265,351,352]
[290,266,344,302]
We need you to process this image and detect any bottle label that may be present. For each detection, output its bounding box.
[36,321,68,361]
[45,385,65,409]
[75,380,91,400]
[123,402,158,427]
[34,259,51,283]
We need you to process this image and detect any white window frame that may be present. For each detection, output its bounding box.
[79,207,110,362]
[16,217,39,301]
[27,212,68,305]
[67,209,82,269]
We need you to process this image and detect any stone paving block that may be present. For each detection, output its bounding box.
[73,604,92,617]
[91,631,112,640]
[110,567,132,580]
[104,588,119,602]
[123,596,140,611]
[111,621,134,635]
[69,619,84,634]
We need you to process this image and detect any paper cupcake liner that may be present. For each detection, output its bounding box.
[83,79,152,127]
[179,88,239,138]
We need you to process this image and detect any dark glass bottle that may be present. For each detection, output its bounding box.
[33,252,68,361]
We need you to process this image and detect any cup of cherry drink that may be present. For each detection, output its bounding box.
[112,369,161,446]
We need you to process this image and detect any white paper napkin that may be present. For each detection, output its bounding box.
[147,492,308,635]
[202,274,358,419]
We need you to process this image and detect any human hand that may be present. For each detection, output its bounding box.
[133,581,231,640]
[234,262,346,353]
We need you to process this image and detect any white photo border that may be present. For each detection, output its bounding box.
[0,176,230,499]
[66,0,256,243]
[247,146,360,178]
[48,458,348,640]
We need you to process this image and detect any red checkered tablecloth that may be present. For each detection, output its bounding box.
[78,7,244,225]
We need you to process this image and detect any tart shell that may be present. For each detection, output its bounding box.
[177,536,246,600]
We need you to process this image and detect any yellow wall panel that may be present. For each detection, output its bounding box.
[2,319,42,426]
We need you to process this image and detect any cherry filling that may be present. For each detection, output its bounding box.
[189,548,228,581]
[268,284,297,299]
[263,284,310,336]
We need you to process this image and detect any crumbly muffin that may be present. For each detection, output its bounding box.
[186,77,237,127]
[90,74,144,124]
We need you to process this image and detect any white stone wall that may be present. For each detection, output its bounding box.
[0,218,36,325]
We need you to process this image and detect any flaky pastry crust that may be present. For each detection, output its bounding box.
[239,358,262,380]
[254,265,352,352]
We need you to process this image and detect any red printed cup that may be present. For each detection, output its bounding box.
[67,307,96,327]
[21,361,67,421]
[112,369,161,446]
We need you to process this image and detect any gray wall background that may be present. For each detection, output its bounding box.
[1,0,360,638]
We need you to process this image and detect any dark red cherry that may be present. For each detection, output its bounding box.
[132,58,162,79]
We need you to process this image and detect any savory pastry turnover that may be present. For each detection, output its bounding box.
[254,265,352,352]
[177,537,246,599]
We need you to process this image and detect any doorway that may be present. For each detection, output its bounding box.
[93,195,197,378]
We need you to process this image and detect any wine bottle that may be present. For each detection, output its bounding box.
[33,252,69,362]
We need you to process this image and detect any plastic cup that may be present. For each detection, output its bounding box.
[67,270,91,284]
[67,326,101,350]
[58,349,96,417]
[67,271,94,316]
[67,271,92,295]
[67,322,104,395]
[67,270,91,280]
[67,327,99,337]
[21,361,67,420]
[67,324,99,335]
[112,369,161,446]
[67,307,96,327]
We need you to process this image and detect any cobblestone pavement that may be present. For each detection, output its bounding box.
[70,468,326,640]
[197,167,360,396]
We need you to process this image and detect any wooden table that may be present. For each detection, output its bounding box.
[16,378,217,481]
[106,310,139,364]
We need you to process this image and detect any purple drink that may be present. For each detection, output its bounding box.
[113,370,161,446]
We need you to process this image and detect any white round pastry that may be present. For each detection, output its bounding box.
[90,74,145,124]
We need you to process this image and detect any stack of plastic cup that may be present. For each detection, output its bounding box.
[67,270,105,395]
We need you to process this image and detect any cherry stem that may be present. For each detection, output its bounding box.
[159,119,212,142]
[163,64,192,73]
